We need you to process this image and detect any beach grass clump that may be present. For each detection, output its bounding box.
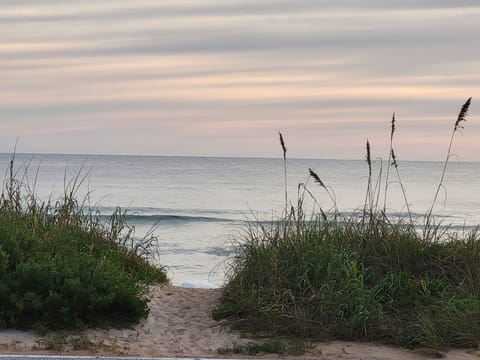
[214,98,479,351]
[214,211,480,350]
[0,160,167,331]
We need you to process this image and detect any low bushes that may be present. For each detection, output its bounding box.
[0,164,167,330]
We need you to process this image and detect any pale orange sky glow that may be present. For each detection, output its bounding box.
[1,1,479,161]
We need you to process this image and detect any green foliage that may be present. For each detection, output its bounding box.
[215,99,478,351]
[215,213,480,351]
[0,161,167,330]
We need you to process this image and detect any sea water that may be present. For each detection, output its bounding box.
[1,153,479,288]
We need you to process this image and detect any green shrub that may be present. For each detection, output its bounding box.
[0,162,167,330]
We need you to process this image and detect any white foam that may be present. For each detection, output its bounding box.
[178,280,221,289]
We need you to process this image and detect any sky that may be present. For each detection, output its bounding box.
[1,0,479,161]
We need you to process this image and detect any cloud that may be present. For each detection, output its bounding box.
[0,1,478,160]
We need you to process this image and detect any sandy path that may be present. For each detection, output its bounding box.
[0,285,478,359]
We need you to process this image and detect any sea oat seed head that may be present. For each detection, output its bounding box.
[391,149,398,169]
[279,132,287,160]
[455,97,472,131]
[366,140,372,176]
[391,112,396,141]
[309,168,326,188]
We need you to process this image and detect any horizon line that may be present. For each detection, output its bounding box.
[0,151,478,164]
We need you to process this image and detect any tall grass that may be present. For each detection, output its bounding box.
[426,97,472,225]
[0,158,167,330]
[214,98,479,351]
[384,113,412,220]
[279,132,288,213]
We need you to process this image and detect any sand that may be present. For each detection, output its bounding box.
[0,284,478,360]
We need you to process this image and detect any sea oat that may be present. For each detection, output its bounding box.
[428,97,473,224]
[366,140,372,177]
[455,97,472,131]
[309,168,326,188]
[279,132,288,212]
[391,149,398,169]
[279,132,287,160]
[390,112,396,141]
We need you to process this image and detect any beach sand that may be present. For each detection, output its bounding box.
[0,284,478,360]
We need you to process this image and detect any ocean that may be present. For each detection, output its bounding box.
[1,153,479,288]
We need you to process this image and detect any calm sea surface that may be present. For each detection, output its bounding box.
[2,153,479,287]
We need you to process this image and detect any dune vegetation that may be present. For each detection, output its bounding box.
[0,159,167,331]
[214,98,480,352]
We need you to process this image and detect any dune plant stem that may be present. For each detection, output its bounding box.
[279,132,288,213]
[427,97,472,223]
[383,113,395,213]
[391,149,412,223]
[363,140,372,222]
[308,168,339,214]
